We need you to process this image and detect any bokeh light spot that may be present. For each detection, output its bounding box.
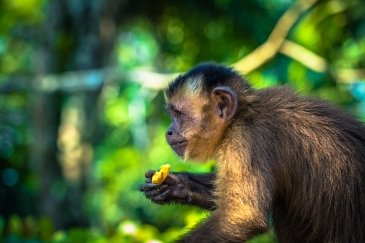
[350,81,365,101]
[2,168,19,186]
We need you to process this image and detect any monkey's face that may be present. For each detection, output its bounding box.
[165,87,237,162]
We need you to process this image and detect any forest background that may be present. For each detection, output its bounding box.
[0,0,365,242]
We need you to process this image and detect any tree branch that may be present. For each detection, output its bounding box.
[279,40,328,72]
[0,67,177,94]
[232,0,318,74]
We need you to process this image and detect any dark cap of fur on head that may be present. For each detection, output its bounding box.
[166,62,251,98]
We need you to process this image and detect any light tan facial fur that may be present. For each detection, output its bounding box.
[167,89,229,162]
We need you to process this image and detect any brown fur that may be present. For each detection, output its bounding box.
[161,63,365,242]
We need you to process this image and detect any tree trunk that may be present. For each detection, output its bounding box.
[30,0,121,229]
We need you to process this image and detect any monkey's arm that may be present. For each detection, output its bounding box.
[177,171,271,243]
[139,171,216,210]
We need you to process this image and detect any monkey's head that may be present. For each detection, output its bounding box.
[165,63,251,162]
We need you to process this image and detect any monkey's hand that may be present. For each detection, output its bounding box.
[139,171,216,210]
[140,170,188,204]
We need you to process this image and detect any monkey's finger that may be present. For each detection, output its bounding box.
[145,170,156,178]
[144,190,159,197]
[152,189,172,203]
[139,183,158,191]
[138,184,147,192]
[145,185,169,198]
[139,183,168,192]
[146,185,169,195]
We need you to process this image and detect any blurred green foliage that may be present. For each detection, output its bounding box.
[0,0,365,242]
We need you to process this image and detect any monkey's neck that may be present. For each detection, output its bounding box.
[215,121,251,183]
[213,122,259,212]
[216,119,249,157]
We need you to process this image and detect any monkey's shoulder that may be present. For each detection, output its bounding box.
[254,86,365,131]
[256,86,347,115]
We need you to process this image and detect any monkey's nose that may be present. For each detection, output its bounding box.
[167,130,173,136]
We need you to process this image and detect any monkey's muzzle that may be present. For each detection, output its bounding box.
[170,140,188,156]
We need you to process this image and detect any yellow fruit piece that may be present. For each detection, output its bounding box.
[152,164,171,185]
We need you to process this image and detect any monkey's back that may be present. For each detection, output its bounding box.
[251,88,365,243]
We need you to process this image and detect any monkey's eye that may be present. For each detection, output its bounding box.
[165,105,187,120]
[172,109,185,119]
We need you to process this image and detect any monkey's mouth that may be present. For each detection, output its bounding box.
[170,140,188,156]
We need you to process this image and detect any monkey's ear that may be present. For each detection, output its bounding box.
[212,86,238,120]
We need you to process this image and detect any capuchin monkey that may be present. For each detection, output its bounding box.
[139,63,365,243]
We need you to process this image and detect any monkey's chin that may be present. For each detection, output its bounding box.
[171,143,188,157]
[182,149,210,163]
